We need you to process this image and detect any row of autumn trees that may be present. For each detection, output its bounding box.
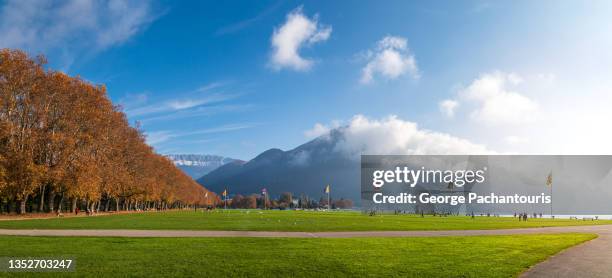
[0,49,216,214]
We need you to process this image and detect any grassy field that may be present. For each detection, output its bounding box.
[0,210,610,232]
[0,233,595,277]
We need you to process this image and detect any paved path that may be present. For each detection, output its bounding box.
[1,225,611,277]
[520,225,612,278]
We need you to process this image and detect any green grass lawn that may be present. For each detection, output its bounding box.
[0,210,610,232]
[0,233,595,277]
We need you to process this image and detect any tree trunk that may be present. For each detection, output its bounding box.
[57,199,61,213]
[57,192,64,213]
[104,198,111,212]
[38,184,46,212]
[115,197,120,211]
[19,195,28,214]
[48,191,56,212]
[71,198,77,213]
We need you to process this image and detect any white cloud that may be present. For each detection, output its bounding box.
[434,70,612,154]
[145,131,173,145]
[0,0,157,65]
[535,73,556,85]
[504,136,528,145]
[304,123,331,138]
[439,99,459,118]
[269,7,332,71]
[167,99,214,110]
[125,84,238,118]
[119,92,149,110]
[94,0,156,49]
[449,71,538,125]
[195,82,227,92]
[314,115,491,156]
[360,36,419,84]
[146,123,258,147]
[289,150,310,166]
[128,94,234,116]
[140,104,252,123]
[190,123,258,135]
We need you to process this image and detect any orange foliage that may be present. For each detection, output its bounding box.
[0,49,215,213]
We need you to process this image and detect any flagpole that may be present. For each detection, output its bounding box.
[547,172,553,219]
[327,188,330,211]
[550,180,553,218]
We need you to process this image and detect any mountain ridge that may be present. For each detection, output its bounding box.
[165,154,244,180]
[197,130,361,202]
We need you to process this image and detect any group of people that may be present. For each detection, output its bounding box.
[517,213,529,221]
[515,212,543,221]
[72,207,96,216]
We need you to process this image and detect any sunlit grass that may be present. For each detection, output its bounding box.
[0,233,595,277]
[0,210,610,232]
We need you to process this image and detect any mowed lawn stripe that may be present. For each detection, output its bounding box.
[0,210,610,232]
[0,233,596,277]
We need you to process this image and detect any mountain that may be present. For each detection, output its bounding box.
[197,130,361,203]
[165,154,244,180]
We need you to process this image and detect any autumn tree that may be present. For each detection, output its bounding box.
[0,49,215,214]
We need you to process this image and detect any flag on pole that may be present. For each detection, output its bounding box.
[325,184,331,210]
[262,187,268,210]
[222,188,228,210]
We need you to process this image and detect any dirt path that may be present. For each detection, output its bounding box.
[1,225,610,277]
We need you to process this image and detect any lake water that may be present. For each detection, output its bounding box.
[500,214,612,220]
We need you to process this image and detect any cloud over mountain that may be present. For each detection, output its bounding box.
[200,115,492,203]
[309,115,491,158]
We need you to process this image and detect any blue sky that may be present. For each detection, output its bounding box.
[2,1,612,159]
